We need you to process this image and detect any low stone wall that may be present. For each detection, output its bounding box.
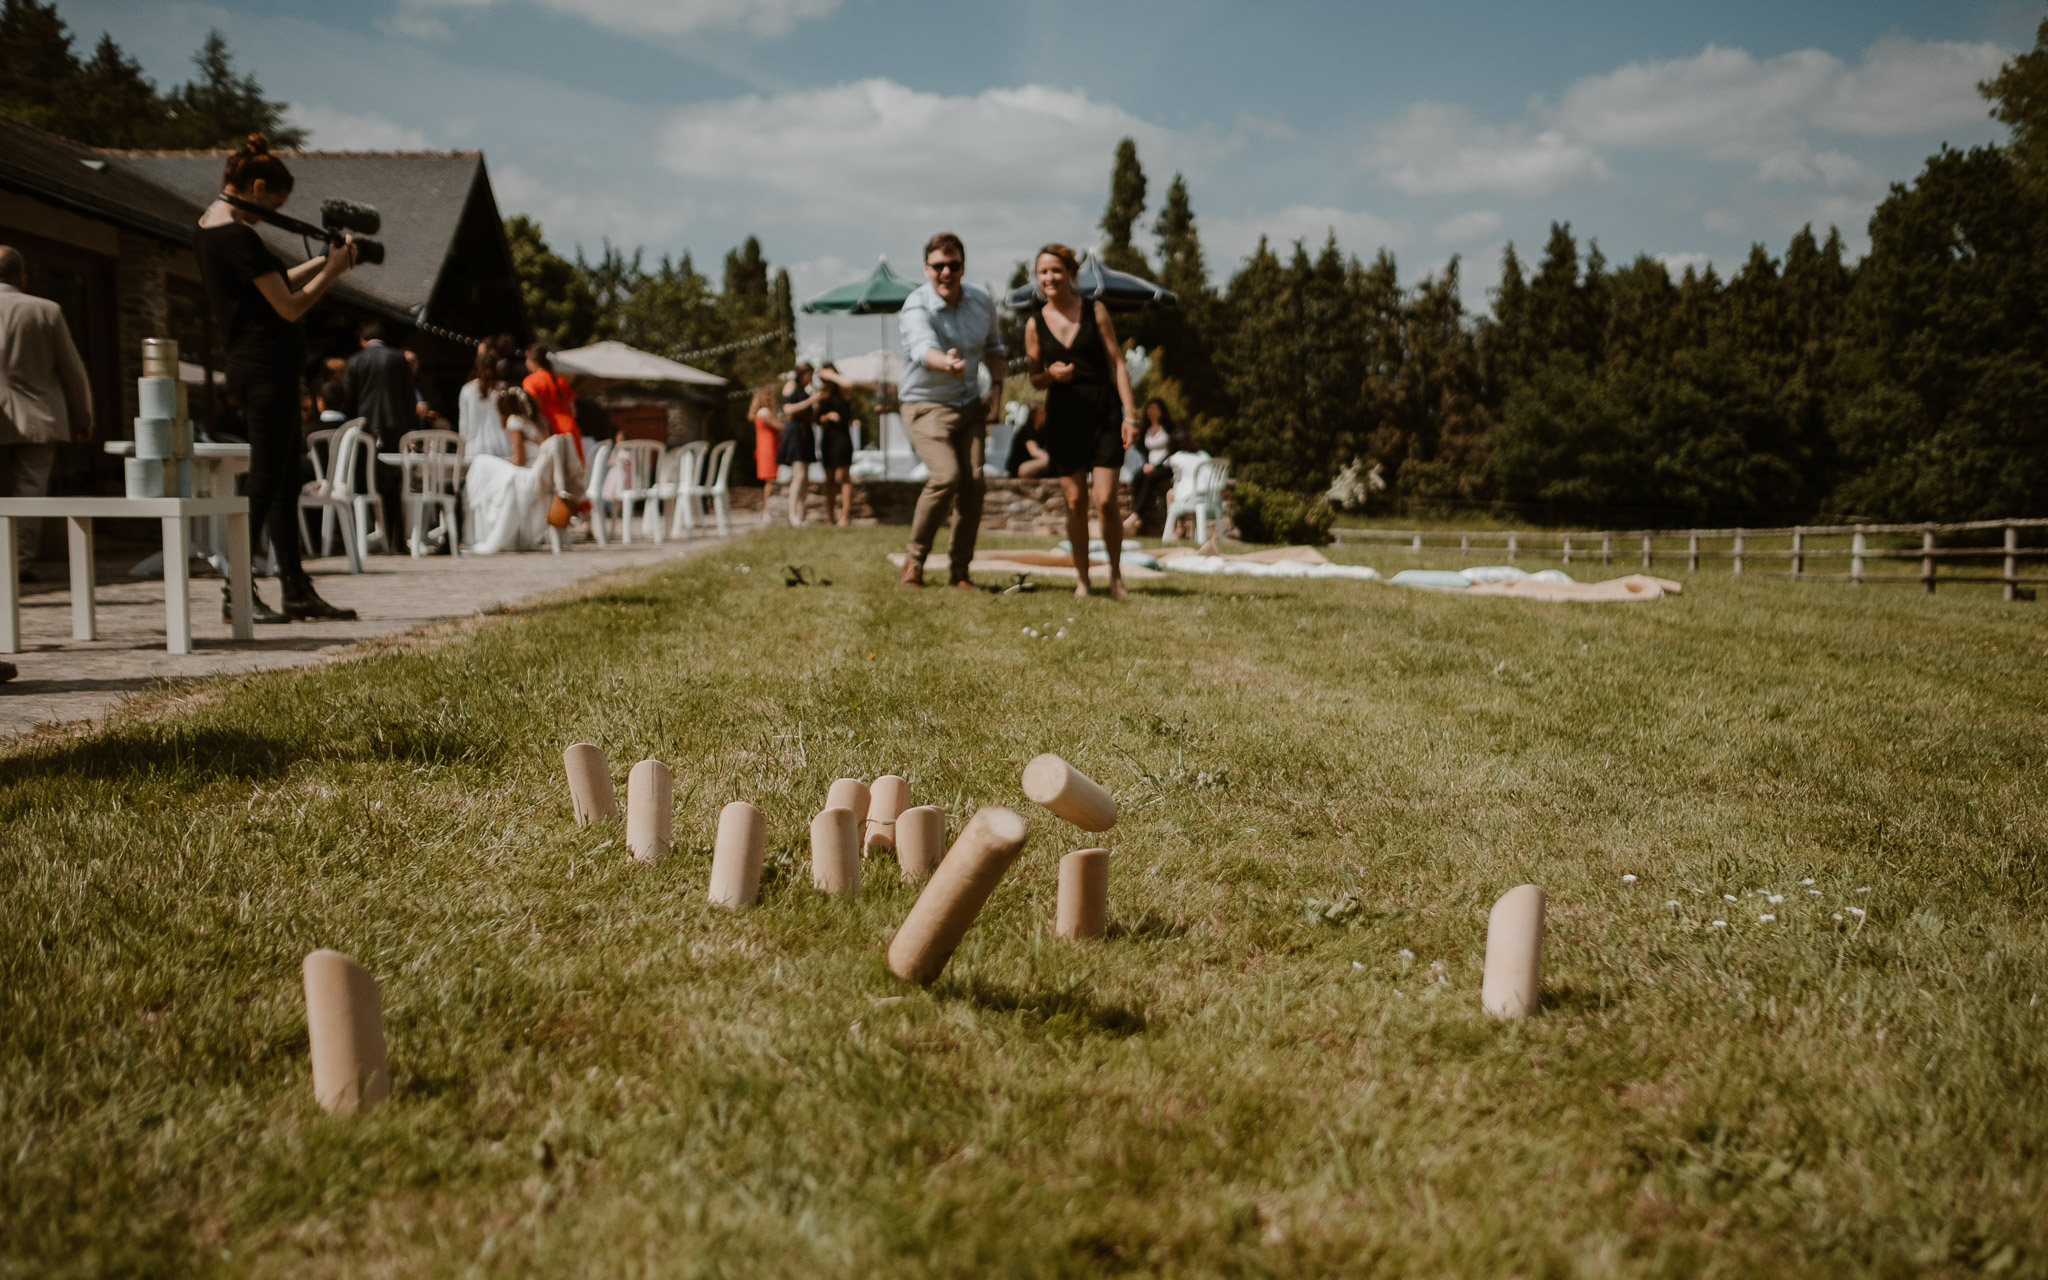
[726,477,1171,534]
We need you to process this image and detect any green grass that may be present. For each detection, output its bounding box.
[4,528,2046,1277]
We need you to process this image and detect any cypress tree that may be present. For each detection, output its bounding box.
[1100,138,1154,278]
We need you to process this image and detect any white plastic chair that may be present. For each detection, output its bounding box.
[662,441,709,539]
[1163,456,1228,544]
[398,428,464,557]
[692,439,736,538]
[614,439,666,544]
[296,422,383,572]
[579,439,612,548]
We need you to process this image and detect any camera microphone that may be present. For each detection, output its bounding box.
[320,199,382,236]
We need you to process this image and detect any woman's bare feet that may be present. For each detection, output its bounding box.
[1109,576,1128,600]
[1074,579,1092,598]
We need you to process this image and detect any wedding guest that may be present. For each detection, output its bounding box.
[0,244,92,581]
[463,386,584,554]
[750,384,783,525]
[777,361,818,527]
[1023,243,1139,598]
[316,380,348,425]
[1124,398,1189,533]
[457,344,511,458]
[815,362,856,526]
[1005,402,1051,478]
[897,231,1004,588]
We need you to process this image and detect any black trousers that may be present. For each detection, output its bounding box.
[228,362,305,584]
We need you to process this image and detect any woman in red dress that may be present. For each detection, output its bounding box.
[521,343,583,461]
[750,384,784,525]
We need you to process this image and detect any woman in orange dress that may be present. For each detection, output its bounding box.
[522,343,583,461]
[750,384,784,525]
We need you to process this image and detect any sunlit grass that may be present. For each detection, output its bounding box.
[3,527,2045,1277]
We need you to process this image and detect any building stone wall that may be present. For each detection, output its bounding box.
[723,477,1172,534]
[114,229,170,430]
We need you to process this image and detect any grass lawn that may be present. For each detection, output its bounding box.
[4,527,2046,1277]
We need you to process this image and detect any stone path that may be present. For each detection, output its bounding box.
[1,537,724,741]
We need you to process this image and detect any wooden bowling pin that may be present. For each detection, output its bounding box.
[1022,753,1117,832]
[865,774,911,852]
[887,806,1029,984]
[562,743,616,826]
[1481,884,1545,1020]
[707,801,765,908]
[811,806,861,896]
[1056,848,1110,941]
[826,777,871,829]
[625,758,672,864]
[302,949,390,1115]
[895,805,946,883]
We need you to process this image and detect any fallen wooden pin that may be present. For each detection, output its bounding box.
[866,774,910,853]
[708,801,765,908]
[895,805,945,884]
[1056,848,1109,941]
[562,743,617,826]
[302,949,390,1115]
[1022,753,1117,832]
[811,806,861,897]
[888,807,1030,984]
[1482,884,1545,1020]
[625,758,672,864]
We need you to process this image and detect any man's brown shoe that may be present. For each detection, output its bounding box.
[899,559,925,587]
[951,578,977,591]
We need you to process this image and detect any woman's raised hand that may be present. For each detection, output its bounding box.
[1048,361,1075,383]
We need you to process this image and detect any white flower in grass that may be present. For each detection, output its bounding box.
[1808,889,1822,896]
[1711,920,1729,929]
[1665,900,1681,909]
[1800,878,1815,885]
[1622,874,1637,883]
[1758,913,1776,923]
[1857,887,1871,894]
[1397,949,1414,961]
[1724,894,1738,903]
[1352,961,1365,971]
[1833,913,1844,921]
[1767,894,1784,904]
[1847,906,1866,918]
[1055,630,1067,639]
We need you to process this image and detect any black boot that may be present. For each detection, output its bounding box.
[225,584,290,624]
[281,575,358,622]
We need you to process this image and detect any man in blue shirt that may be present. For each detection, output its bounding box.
[897,231,1006,588]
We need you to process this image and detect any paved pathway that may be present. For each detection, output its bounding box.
[1,538,723,741]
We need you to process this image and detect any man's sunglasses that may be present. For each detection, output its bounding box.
[926,259,963,274]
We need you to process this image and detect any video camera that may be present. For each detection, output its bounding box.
[224,194,386,265]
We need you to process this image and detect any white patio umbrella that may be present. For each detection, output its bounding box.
[552,340,727,386]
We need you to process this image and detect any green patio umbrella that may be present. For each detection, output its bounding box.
[801,257,916,315]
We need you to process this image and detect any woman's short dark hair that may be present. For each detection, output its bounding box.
[221,134,294,194]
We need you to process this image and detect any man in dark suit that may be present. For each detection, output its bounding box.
[343,320,415,553]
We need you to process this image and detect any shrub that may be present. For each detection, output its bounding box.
[1229,480,1333,545]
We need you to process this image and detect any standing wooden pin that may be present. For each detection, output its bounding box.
[1481,884,1545,1020]
[811,807,861,896]
[866,774,911,853]
[562,743,617,826]
[888,806,1030,984]
[625,758,672,864]
[707,801,765,908]
[895,805,946,883]
[1056,848,1110,940]
[825,777,871,830]
[1022,753,1117,832]
[302,949,390,1115]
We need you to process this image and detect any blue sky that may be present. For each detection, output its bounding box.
[59,0,2033,355]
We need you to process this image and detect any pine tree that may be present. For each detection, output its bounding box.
[72,33,165,148]
[504,216,598,348]
[722,237,769,316]
[0,0,80,133]
[1099,138,1153,279]
[1981,12,2048,180]
[162,31,304,149]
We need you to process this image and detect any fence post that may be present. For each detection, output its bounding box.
[1791,529,1804,579]
[1921,527,1935,594]
[2006,523,2019,602]
[1411,533,1423,552]
[1562,535,1572,565]
[1601,534,1612,565]
[1460,534,1470,554]
[1688,533,1699,572]
[1507,533,1518,562]
[1851,528,1867,585]
[1641,534,1653,569]
[1732,531,1745,576]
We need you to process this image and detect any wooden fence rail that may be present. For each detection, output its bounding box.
[1329,518,2048,600]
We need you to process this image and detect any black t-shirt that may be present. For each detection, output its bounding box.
[196,221,304,370]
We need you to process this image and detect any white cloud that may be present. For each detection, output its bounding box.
[1816,37,2012,137]
[1433,209,1502,244]
[1702,208,1743,234]
[396,0,840,39]
[1655,251,1713,277]
[288,104,433,150]
[1359,102,1610,196]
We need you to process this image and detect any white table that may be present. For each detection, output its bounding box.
[103,441,253,578]
[0,496,253,655]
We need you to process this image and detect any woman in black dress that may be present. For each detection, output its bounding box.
[195,134,358,622]
[776,362,818,527]
[1023,244,1140,598]
[814,362,857,526]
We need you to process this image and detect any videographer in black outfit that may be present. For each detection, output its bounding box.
[195,134,358,622]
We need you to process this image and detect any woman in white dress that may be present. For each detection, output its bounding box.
[456,345,512,459]
[464,388,587,554]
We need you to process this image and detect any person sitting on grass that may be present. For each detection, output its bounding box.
[1006,403,1052,478]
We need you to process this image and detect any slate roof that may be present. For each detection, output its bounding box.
[107,150,491,322]
[0,114,204,243]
